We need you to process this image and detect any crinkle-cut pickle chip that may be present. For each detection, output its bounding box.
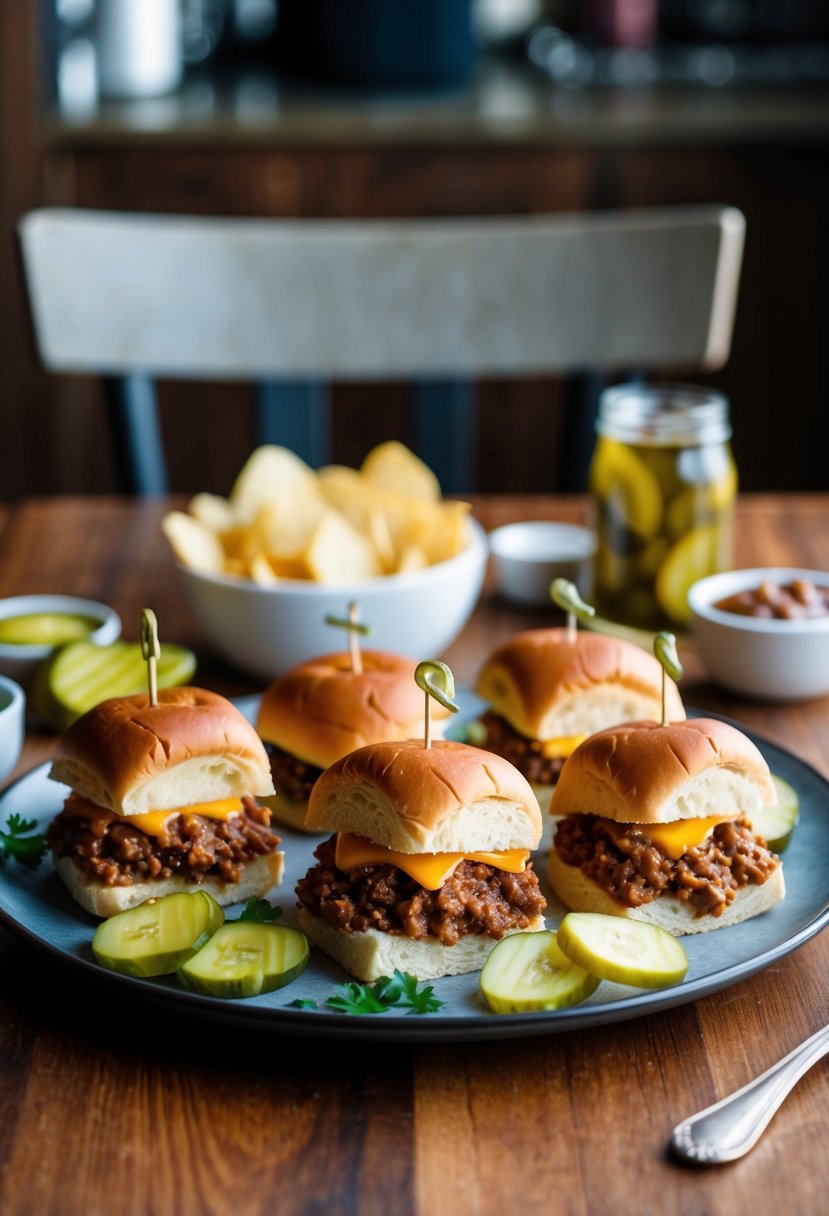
[92,891,225,978]
[750,774,800,854]
[589,438,663,541]
[177,922,310,999]
[654,524,719,626]
[33,639,197,731]
[480,930,600,1014]
[557,913,688,989]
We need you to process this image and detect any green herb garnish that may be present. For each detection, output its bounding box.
[319,969,445,1016]
[290,998,318,1010]
[237,897,283,923]
[0,814,47,869]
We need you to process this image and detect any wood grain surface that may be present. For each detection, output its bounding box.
[1,494,828,1216]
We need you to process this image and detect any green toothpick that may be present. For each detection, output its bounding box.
[550,577,596,644]
[414,660,459,748]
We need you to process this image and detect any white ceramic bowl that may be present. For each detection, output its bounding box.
[0,595,122,688]
[177,518,489,682]
[488,520,595,607]
[0,675,25,785]
[688,567,829,701]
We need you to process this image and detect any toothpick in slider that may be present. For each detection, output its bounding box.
[140,608,160,707]
[654,631,683,727]
[414,660,459,749]
[324,601,370,674]
[550,577,595,644]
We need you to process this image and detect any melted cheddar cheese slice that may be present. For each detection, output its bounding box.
[642,814,732,860]
[335,833,529,890]
[129,797,244,838]
[540,735,586,760]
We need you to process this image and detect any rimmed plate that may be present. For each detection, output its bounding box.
[0,699,827,1042]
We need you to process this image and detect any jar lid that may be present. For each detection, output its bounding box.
[595,383,731,445]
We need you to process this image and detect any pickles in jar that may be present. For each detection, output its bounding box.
[589,386,737,632]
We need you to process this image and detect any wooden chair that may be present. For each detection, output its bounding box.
[18,204,745,495]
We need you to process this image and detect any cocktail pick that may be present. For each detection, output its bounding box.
[140,608,160,706]
[415,660,459,749]
[654,631,683,727]
[550,577,595,644]
[324,601,371,674]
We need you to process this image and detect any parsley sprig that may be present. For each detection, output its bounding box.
[292,969,445,1016]
[237,897,283,923]
[0,814,46,869]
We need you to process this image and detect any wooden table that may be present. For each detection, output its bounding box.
[1,494,828,1216]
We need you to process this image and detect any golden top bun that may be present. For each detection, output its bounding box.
[475,628,685,740]
[49,687,275,817]
[550,717,776,826]
[305,738,542,854]
[256,649,450,769]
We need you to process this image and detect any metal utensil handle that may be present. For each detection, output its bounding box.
[671,1021,829,1165]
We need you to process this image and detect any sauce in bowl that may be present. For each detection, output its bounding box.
[713,578,829,621]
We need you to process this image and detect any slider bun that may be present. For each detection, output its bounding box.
[548,851,785,936]
[550,718,776,826]
[476,629,685,740]
[49,687,275,818]
[54,851,285,919]
[305,738,542,854]
[257,650,449,769]
[299,909,546,981]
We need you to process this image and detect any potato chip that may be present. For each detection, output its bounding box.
[395,544,429,574]
[249,481,327,560]
[304,510,382,583]
[229,445,317,524]
[162,441,471,587]
[361,440,441,502]
[162,511,225,574]
[249,554,280,586]
[188,492,235,533]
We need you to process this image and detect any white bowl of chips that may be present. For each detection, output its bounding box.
[164,442,488,680]
[177,517,488,680]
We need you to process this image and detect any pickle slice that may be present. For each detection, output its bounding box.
[480,930,600,1014]
[654,524,718,627]
[589,438,663,541]
[0,612,99,645]
[750,775,800,853]
[557,913,688,989]
[32,639,197,730]
[92,891,225,978]
[177,922,310,999]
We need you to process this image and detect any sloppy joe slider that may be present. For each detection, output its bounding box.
[47,687,284,917]
[475,627,685,798]
[548,717,785,934]
[295,739,547,981]
[256,648,451,830]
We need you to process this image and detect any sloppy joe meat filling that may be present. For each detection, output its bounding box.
[296,835,546,946]
[477,710,566,787]
[265,743,322,804]
[47,793,281,887]
[553,813,780,917]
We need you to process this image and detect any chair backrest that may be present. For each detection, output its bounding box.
[18,204,745,493]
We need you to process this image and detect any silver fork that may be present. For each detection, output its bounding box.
[671,1021,829,1164]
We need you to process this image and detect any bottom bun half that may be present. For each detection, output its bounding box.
[54,851,285,919]
[548,852,785,937]
[298,909,547,982]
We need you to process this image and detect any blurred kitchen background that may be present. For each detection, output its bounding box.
[1,0,828,499]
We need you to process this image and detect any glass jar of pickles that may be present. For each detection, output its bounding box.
[589,384,737,631]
